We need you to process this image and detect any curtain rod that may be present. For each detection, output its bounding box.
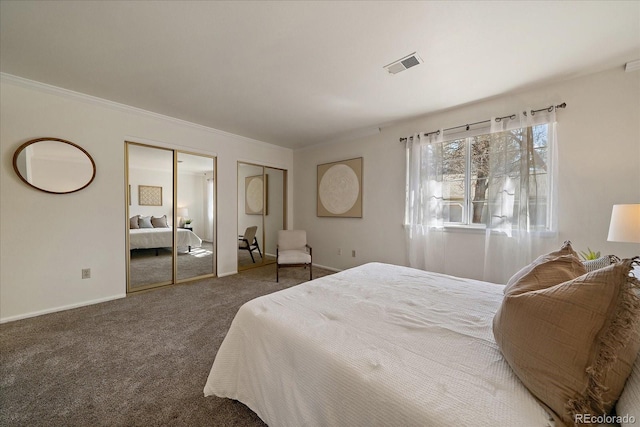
[399,102,566,143]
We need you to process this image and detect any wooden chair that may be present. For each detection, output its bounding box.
[276,230,312,282]
[238,226,262,263]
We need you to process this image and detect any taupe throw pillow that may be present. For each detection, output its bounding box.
[151,215,169,228]
[493,260,640,426]
[504,241,586,295]
[129,215,139,229]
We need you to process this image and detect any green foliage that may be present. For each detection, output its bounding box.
[579,248,600,261]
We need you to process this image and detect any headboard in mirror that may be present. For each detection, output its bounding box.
[12,137,96,194]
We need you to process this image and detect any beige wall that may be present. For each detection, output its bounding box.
[0,75,293,322]
[294,67,640,278]
[2,67,638,322]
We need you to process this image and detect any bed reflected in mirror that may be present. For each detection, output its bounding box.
[127,143,174,291]
[176,152,216,282]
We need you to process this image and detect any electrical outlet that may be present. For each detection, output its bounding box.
[82,268,91,279]
[352,250,356,257]
[338,248,342,255]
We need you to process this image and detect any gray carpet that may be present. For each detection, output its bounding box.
[237,249,275,270]
[130,242,216,288]
[0,264,333,426]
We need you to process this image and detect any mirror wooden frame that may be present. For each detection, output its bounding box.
[13,137,96,194]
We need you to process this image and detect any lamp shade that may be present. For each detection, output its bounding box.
[607,204,640,243]
[177,207,189,218]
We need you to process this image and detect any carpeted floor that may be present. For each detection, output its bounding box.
[238,250,275,270]
[0,263,334,426]
[129,242,216,288]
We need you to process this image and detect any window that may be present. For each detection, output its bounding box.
[406,121,555,231]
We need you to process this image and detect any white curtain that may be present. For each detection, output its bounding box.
[203,174,214,242]
[404,131,446,272]
[482,108,557,283]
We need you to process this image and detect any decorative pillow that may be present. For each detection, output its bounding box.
[129,215,139,229]
[616,350,640,426]
[504,241,586,295]
[583,254,621,272]
[493,259,640,426]
[138,216,153,228]
[151,215,169,228]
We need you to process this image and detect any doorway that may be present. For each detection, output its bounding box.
[126,142,217,292]
[237,162,286,271]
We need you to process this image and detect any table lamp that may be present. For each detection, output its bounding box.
[607,204,640,243]
[177,207,189,227]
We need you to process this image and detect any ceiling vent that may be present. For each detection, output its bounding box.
[625,59,640,73]
[384,52,423,75]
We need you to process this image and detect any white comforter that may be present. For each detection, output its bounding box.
[129,227,202,250]
[204,262,554,426]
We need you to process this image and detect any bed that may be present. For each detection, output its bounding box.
[203,262,558,426]
[129,227,202,252]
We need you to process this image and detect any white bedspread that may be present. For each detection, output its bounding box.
[204,262,554,427]
[129,227,202,250]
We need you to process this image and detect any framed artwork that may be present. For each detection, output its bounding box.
[245,174,268,215]
[138,185,162,206]
[317,157,362,218]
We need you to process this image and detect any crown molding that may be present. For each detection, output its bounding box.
[0,73,291,152]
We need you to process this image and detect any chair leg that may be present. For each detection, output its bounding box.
[276,264,279,282]
[310,263,312,280]
[249,249,255,263]
[254,238,262,258]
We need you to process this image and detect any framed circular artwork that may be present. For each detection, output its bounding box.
[317,157,362,218]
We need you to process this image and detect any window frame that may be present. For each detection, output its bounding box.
[440,124,553,231]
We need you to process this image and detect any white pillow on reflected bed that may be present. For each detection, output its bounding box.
[617,351,640,426]
[616,264,640,426]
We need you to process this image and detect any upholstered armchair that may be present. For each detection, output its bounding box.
[276,230,312,282]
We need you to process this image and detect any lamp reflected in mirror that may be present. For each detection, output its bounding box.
[178,207,189,228]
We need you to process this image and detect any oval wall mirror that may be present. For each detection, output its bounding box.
[12,137,96,194]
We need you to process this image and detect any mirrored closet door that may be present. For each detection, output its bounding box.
[126,142,216,292]
[176,152,216,281]
[237,162,286,271]
[127,143,174,290]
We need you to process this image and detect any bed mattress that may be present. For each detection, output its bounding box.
[204,262,554,426]
[129,227,202,250]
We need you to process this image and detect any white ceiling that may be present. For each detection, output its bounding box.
[1,1,639,149]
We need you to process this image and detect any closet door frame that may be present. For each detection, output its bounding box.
[175,149,218,284]
[237,161,287,272]
[125,141,217,293]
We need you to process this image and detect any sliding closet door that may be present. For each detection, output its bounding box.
[176,152,216,281]
[126,143,174,291]
[263,167,285,265]
[127,143,217,293]
[237,162,287,271]
[238,163,265,270]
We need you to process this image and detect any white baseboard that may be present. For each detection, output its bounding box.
[0,294,127,324]
[313,263,342,273]
[217,270,238,278]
